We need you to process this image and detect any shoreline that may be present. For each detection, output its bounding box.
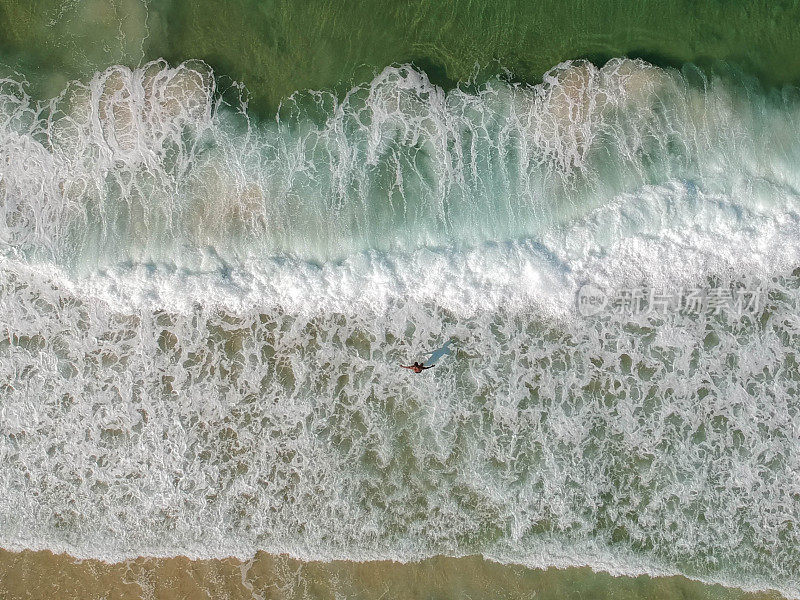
[0,549,789,600]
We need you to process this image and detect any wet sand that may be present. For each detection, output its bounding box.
[0,549,788,600]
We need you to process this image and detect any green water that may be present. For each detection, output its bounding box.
[1,2,798,599]
[3,0,800,113]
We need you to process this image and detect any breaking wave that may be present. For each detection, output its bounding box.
[1,58,799,598]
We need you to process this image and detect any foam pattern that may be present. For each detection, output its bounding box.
[1,59,800,598]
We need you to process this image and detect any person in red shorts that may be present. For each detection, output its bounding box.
[400,361,435,373]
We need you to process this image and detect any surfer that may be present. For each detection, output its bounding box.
[400,361,434,373]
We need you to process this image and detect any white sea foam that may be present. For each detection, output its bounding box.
[1,59,800,598]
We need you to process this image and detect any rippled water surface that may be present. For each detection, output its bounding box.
[1,2,799,599]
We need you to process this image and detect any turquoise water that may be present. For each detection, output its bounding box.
[1,58,799,597]
[1,2,800,599]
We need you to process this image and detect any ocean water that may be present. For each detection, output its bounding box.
[1,54,799,598]
[7,0,800,116]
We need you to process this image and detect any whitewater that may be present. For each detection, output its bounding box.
[0,58,798,597]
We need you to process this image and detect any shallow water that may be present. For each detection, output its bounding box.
[1,2,800,599]
[2,57,800,597]
[0,550,788,600]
